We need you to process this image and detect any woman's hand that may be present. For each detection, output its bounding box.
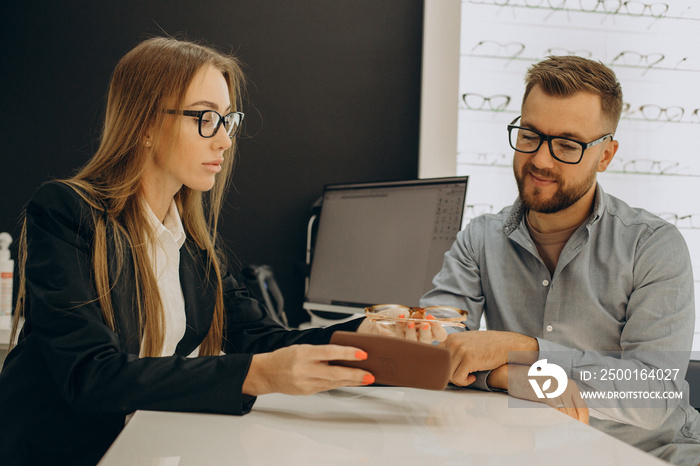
[357,309,448,344]
[242,344,374,396]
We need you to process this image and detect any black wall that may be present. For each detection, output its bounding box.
[0,1,423,326]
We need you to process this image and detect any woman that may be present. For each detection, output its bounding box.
[0,37,435,465]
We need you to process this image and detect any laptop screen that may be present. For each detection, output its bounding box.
[304,177,468,316]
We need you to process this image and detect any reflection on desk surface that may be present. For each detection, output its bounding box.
[100,386,666,465]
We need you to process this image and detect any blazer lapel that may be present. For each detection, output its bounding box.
[108,230,217,357]
[175,242,217,356]
[108,225,142,355]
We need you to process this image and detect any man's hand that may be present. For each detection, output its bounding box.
[242,344,374,396]
[489,364,589,424]
[440,330,538,386]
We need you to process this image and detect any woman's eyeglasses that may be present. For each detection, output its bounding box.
[165,109,245,138]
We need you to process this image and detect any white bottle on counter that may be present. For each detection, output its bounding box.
[0,232,14,328]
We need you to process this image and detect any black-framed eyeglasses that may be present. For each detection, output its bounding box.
[164,109,244,138]
[507,116,612,165]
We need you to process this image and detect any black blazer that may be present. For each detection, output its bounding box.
[0,182,361,465]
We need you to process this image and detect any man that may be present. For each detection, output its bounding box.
[421,56,700,465]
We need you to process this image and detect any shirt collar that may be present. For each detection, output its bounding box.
[504,182,606,236]
[143,198,187,249]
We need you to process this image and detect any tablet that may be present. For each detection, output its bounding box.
[329,331,451,390]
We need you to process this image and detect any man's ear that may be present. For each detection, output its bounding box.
[597,138,619,173]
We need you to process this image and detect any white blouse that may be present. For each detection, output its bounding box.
[142,199,196,358]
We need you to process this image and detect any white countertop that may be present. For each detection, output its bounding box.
[100,386,666,465]
[0,320,11,349]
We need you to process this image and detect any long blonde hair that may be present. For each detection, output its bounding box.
[11,37,245,356]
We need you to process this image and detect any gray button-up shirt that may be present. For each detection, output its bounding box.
[421,183,700,464]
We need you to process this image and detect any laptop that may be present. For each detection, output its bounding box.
[303,177,468,321]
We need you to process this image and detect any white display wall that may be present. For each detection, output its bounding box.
[454,1,700,348]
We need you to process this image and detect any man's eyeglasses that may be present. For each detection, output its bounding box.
[165,109,244,138]
[507,116,612,165]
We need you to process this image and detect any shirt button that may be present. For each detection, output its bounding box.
[546,325,553,332]
[542,280,549,287]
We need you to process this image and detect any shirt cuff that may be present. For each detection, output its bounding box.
[469,370,493,391]
[463,370,504,392]
[536,337,575,377]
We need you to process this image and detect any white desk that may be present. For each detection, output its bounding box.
[0,322,11,367]
[0,326,10,350]
[100,386,666,465]
[0,317,20,348]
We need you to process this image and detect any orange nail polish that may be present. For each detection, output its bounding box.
[426,314,435,320]
[355,350,368,360]
[398,314,405,319]
[421,323,430,330]
[362,374,375,385]
[407,321,415,329]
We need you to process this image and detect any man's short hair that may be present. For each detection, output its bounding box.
[524,55,624,134]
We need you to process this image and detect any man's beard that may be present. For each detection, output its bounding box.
[514,161,596,214]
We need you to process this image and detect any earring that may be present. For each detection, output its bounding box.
[145,141,151,147]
